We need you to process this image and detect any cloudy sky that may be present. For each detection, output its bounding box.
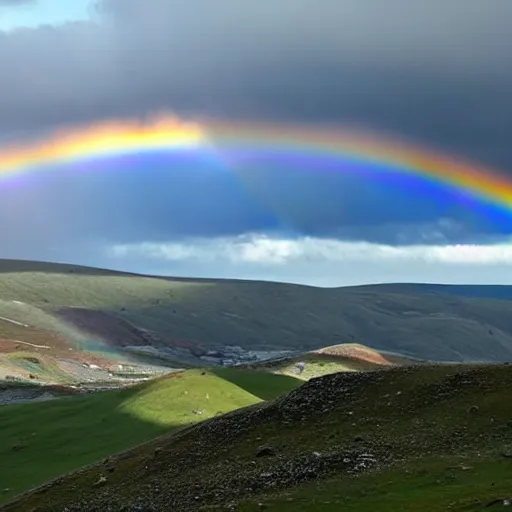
[1,0,512,286]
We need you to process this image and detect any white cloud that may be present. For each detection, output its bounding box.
[108,234,512,286]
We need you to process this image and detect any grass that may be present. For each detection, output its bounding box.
[238,457,512,511]
[0,368,300,503]
[6,364,512,511]
[5,352,72,382]
[257,352,386,381]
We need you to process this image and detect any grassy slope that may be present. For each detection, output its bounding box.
[5,364,512,511]
[238,458,512,511]
[0,368,300,503]
[248,343,412,381]
[247,354,386,381]
[271,353,377,380]
[357,283,512,302]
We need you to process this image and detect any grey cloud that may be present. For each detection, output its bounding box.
[1,0,512,273]
[0,0,511,168]
[105,235,512,287]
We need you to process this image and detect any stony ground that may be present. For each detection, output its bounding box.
[4,363,512,511]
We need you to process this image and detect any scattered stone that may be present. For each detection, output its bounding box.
[129,504,155,511]
[93,475,107,487]
[256,446,276,458]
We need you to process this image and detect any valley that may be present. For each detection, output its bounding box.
[1,259,512,510]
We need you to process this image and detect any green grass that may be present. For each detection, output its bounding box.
[238,457,512,511]
[5,352,72,383]
[258,353,382,381]
[0,368,300,503]
[7,364,512,512]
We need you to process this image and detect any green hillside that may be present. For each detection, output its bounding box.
[0,368,300,503]
[5,364,512,512]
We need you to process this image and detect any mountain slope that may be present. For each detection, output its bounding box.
[354,283,512,301]
[0,259,512,364]
[4,363,512,512]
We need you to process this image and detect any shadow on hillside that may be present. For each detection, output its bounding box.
[0,384,177,506]
[209,368,301,400]
[0,369,299,507]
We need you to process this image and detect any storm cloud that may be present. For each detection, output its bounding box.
[1,1,512,159]
[1,0,512,284]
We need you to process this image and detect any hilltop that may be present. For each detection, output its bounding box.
[1,259,512,383]
[240,343,419,380]
[355,282,512,302]
[4,363,512,511]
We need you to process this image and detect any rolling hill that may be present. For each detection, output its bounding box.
[4,363,512,511]
[355,283,512,302]
[0,259,512,375]
[0,368,300,504]
[240,343,419,380]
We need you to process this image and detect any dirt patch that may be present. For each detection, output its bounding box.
[0,324,73,353]
[315,344,393,366]
[56,307,206,356]
[56,308,157,348]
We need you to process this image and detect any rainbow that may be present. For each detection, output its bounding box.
[1,114,512,212]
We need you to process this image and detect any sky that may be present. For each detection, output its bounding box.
[0,0,92,30]
[1,0,512,286]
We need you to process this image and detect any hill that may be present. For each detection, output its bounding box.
[240,343,419,380]
[0,368,300,504]
[1,260,512,373]
[4,363,512,511]
[355,283,512,302]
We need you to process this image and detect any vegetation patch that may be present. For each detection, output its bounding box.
[0,368,299,503]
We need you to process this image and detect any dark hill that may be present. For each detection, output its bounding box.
[4,363,512,511]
